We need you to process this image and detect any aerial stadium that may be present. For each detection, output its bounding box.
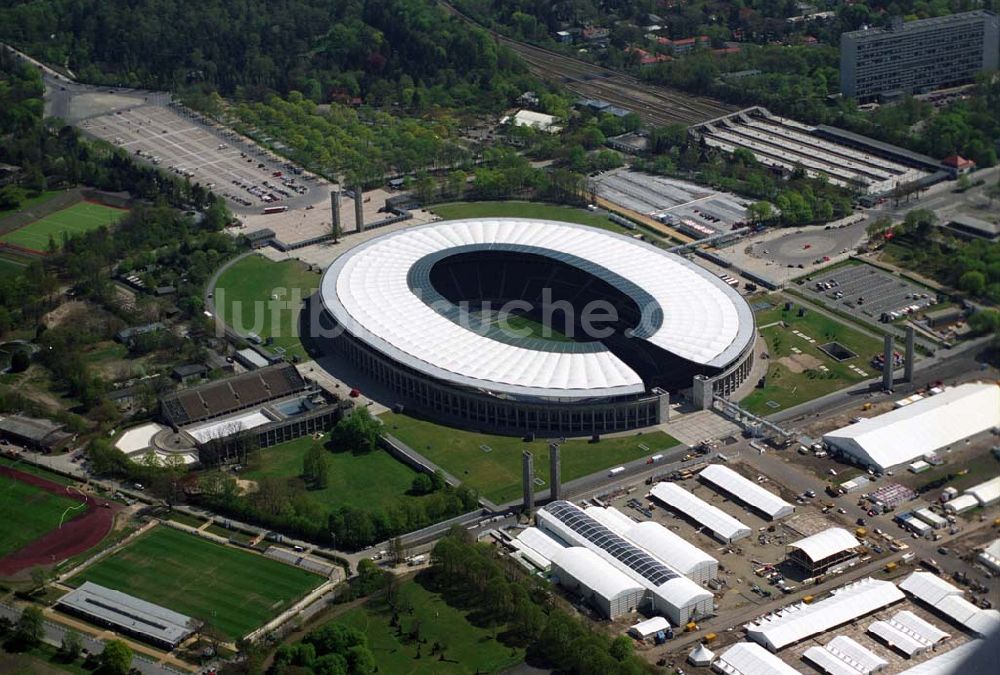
[319,218,755,435]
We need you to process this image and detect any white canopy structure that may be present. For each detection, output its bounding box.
[321,218,754,400]
[650,481,752,543]
[966,475,1000,507]
[899,571,1000,636]
[868,620,929,657]
[512,527,567,570]
[895,641,984,675]
[700,464,794,519]
[629,616,670,639]
[688,643,715,666]
[942,494,979,514]
[822,383,1000,471]
[713,642,801,675]
[549,547,644,618]
[805,635,888,674]
[537,501,713,625]
[977,538,1000,573]
[787,528,860,572]
[891,610,950,645]
[585,506,719,583]
[746,578,904,652]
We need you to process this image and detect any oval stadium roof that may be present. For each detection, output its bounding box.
[320,218,754,400]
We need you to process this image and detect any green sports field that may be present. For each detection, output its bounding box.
[380,412,680,504]
[213,254,319,361]
[0,201,127,252]
[67,526,322,639]
[0,472,83,559]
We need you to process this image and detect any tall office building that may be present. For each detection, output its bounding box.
[840,11,999,100]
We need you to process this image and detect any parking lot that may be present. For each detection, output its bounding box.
[80,102,325,213]
[801,262,939,322]
[592,169,750,238]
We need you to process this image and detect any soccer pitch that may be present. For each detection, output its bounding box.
[0,472,82,559]
[67,526,322,639]
[0,201,127,252]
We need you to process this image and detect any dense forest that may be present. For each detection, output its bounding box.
[0,0,531,109]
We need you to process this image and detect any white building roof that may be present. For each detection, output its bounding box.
[688,643,715,666]
[624,520,718,577]
[966,475,1000,506]
[513,527,567,568]
[650,481,752,542]
[584,506,637,534]
[505,109,561,132]
[825,635,888,673]
[788,527,859,563]
[803,645,863,675]
[891,610,950,644]
[186,409,273,444]
[868,620,928,657]
[550,547,644,601]
[899,571,1000,636]
[895,641,983,675]
[977,538,1000,572]
[942,493,979,513]
[114,422,165,454]
[900,572,964,606]
[822,383,1000,470]
[630,616,670,637]
[714,642,801,675]
[320,219,754,400]
[651,576,714,612]
[746,578,905,651]
[914,508,947,527]
[700,464,795,519]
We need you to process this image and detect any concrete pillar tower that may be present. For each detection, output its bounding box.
[522,451,535,516]
[549,443,561,503]
[882,334,895,390]
[354,188,365,232]
[904,326,915,383]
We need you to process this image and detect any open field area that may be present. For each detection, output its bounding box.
[741,295,884,415]
[335,577,524,674]
[430,200,632,233]
[212,254,320,361]
[0,201,126,252]
[0,190,62,219]
[67,526,321,639]
[380,412,679,503]
[0,250,32,278]
[0,472,82,559]
[242,434,427,513]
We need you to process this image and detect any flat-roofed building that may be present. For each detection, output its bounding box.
[840,12,1000,100]
[700,464,794,520]
[649,481,752,543]
[57,582,194,649]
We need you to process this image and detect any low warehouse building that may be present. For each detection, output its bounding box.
[786,527,861,575]
[713,642,800,675]
[977,538,1000,574]
[804,635,888,674]
[649,481,752,543]
[899,571,1000,637]
[58,582,194,649]
[700,464,794,520]
[549,547,644,619]
[966,476,1000,507]
[823,383,1000,472]
[537,501,714,625]
[746,578,904,652]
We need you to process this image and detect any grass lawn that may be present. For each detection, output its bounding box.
[0,641,91,675]
[67,526,322,639]
[0,251,31,278]
[242,434,426,513]
[741,295,884,415]
[0,472,83,558]
[166,511,207,529]
[0,201,127,252]
[430,200,633,234]
[212,254,320,361]
[380,413,679,504]
[335,578,523,675]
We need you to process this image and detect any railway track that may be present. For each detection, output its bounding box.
[439,1,734,126]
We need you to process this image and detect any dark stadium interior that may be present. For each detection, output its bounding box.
[425,250,719,392]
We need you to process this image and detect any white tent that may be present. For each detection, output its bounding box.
[823,383,1000,471]
[649,481,752,543]
[688,643,715,666]
[629,616,670,639]
[700,464,795,519]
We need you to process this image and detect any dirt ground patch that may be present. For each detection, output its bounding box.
[779,352,823,373]
[41,300,89,329]
[236,478,259,494]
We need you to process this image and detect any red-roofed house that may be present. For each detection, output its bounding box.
[628,47,671,65]
[943,155,975,177]
[659,35,710,55]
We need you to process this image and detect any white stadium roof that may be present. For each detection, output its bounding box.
[788,527,860,563]
[746,578,904,651]
[549,547,644,601]
[714,642,801,675]
[320,218,753,399]
[823,383,1000,470]
[700,464,795,519]
[650,481,752,542]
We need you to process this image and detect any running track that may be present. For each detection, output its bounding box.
[0,466,121,576]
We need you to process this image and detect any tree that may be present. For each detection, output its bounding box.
[14,606,44,647]
[328,406,380,454]
[302,442,329,489]
[60,630,83,661]
[959,270,986,295]
[29,565,52,593]
[410,473,433,495]
[745,201,774,225]
[609,635,633,661]
[98,639,133,675]
[969,309,1000,335]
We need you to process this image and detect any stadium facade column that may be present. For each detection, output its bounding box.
[549,443,561,502]
[330,189,341,236]
[882,334,894,390]
[904,325,915,382]
[692,375,713,410]
[653,387,670,422]
[522,451,535,515]
[354,188,365,232]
